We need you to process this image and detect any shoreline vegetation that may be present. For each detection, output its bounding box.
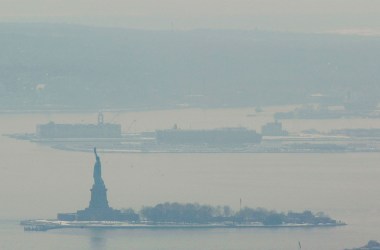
[130,202,342,226]
[22,202,345,231]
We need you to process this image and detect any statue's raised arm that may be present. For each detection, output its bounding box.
[94,147,99,159]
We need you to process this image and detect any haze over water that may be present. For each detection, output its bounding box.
[1,108,380,249]
[1,0,379,248]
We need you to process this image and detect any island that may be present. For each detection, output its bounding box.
[21,149,346,231]
[345,241,380,250]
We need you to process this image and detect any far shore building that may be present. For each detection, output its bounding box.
[261,121,288,136]
[37,113,121,139]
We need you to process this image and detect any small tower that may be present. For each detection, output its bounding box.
[98,112,104,125]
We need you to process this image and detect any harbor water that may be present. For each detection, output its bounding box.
[1,108,380,250]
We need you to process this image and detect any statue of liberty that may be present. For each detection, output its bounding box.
[88,147,109,209]
[60,147,124,221]
[93,147,104,185]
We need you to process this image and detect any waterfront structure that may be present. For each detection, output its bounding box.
[36,113,121,138]
[57,148,126,221]
[261,121,288,136]
[156,127,262,145]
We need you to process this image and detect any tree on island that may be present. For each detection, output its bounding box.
[140,202,225,223]
[122,202,338,225]
[120,208,140,222]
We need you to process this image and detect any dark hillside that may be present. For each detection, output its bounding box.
[0,23,379,110]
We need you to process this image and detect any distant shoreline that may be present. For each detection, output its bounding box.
[8,133,380,154]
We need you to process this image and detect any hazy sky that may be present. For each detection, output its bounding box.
[0,0,379,33]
